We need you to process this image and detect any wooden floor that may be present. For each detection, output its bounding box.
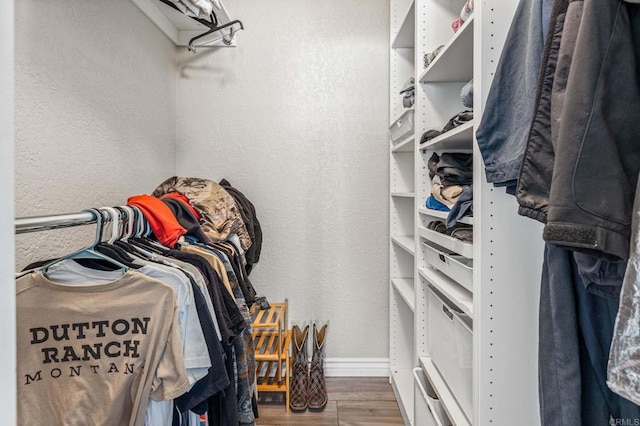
[256,377,404,426]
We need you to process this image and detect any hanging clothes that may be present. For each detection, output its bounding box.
[17,174,266,425]
[152,176,252,251]
[219,179,262,274]
[608,173,640,406]
[539,0,640,262]
[480,0,640,421]
[16,271,190,426]
[475,0,553,194]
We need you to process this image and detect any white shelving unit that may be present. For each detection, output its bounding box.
[420,120,474,151]
[393,278,416,312]
[418,15,474,84]
[392,236,416,256]
[390,1,417,424]
[393,137,416,153]
[390,0,544,424]
[392,192,417,198]
[392,1,416,49]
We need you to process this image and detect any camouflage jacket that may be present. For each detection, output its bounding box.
[153,176,252,250]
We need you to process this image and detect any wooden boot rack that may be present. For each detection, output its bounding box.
[251,300,292,411]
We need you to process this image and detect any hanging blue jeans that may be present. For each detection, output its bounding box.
[539,244,640,425]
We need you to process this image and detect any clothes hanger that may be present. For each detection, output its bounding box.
[110,207,149,263]
[114,206,135,242]
[129,206,145,238]
[101,206,122,244]
[122,206,136,240]
[125,208,166,255]
[92,208,141,269]
[40,209,129,278]
[111,207,157,260]
[188,19,244,52]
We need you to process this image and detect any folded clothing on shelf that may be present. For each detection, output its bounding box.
[442,110,473,133]
[399,77,415,108]
[432,183,464,206]
[452,0,474,33]
[446,185,473,228]
[427,220,473,243]
[437,153,473,187]
[424,45,445,69]
[461,0,474,22]
[452,18,464,33]
[422,129,443,145]
[426,196,451,212]
[428,152,440,180]
[420,110,473,147]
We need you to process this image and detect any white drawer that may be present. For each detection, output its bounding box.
[413,368,452,426]
[418,226,473,259]
[428,286,473,419]
[390,109,415,143]
[424,243,473,293]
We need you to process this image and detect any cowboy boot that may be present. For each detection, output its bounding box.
[290,324,309,411]
[308,323,328,410]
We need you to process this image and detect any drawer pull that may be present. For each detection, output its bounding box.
[442,304,454,320]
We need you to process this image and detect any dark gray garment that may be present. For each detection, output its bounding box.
[441,110,473,133]
[161,197,209,243]
[539,244,582,426]
[543,0,640,262]
[516,0,571,224]
[446,186,472,228]
[539,244,640,425]
[573,252,625,299]
[475,0,549,186]
[437,153,473,187]
[428,152,440,180]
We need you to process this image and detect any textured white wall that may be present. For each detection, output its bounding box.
[1,0,16,422]
[14,0,177,270]
[175,0,390,358]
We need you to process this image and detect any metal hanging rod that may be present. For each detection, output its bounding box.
[15,211,112,235]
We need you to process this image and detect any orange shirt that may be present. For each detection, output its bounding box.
[127,194,186,247]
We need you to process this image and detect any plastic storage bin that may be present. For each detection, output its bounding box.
[424,243,473,293]
[390,109,415,143]
[428,286,473,419]
[413,367,452,426]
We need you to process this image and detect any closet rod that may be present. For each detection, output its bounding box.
[15,212,103,235]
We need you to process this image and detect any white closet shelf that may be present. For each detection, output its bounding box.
[391,368,415,425]
[419,15,474,83]
[418,226,473,258]
[130,0,236,47]
[419,357,472,426]
[420,120,474,151]
[391,192,416,198]
[418,207,473,225]
[419,267,473,318]
[392,236,416,255]
[392,136,415,153]
[392,1,415,49]
[392,278,415,312]
[391,108,415,126]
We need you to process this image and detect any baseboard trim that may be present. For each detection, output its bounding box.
[324,358,390,377]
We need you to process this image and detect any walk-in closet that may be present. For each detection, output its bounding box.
[2,0,640,424]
